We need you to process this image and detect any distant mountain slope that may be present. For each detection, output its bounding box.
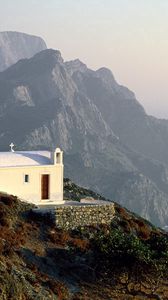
[71,63,168,165]
[0,31,47,71]
[0,49,168,226]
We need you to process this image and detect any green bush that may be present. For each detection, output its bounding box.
[92,226,168,275]
[93,228,155,266]
[147,234,168,259]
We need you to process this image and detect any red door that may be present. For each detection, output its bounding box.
[41,174,50,199]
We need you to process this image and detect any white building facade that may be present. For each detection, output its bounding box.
[0,147,64,205]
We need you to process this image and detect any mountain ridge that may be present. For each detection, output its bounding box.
[0,48,168,226]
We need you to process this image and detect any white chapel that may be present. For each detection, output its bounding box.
[0,144,64,205]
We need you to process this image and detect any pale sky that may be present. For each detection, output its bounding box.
[0,0,168,118]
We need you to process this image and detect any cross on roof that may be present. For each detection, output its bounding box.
[9,143,15,152]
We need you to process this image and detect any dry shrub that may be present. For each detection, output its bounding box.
[33,244,46,257]
[134,219,151,240]
[119,220,131,233]
[126,219,140,235]
[0,206,10,227]
[70,238,89,251]
[47,279,70,300]
[0,215,10,227]
[115,206,130,220]
[27,263,38,273]
[3,233,26,255]
[0,225,27,256]
[39,272,49,282]
[0,194,17,207]
[0,240,4,254]
[138,226,151,240]
[17,222,37,237]
[135,219,146,227]
[16,222,40,253]
[99,224,110,234]
[124,218,152,240]
[48,228,89,251]
[48,229,71,246]
[31,223,39,231]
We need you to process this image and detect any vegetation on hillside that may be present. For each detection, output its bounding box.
[0,186,168,299]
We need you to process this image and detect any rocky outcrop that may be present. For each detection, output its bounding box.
[0,31,47,71]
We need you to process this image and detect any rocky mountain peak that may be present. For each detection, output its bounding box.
[65,59,88,75]
[96,67,116,83]
[32,49,64,65]
[0,31,47,71]
[0,49,64,81]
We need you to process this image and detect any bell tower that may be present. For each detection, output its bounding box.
[52,147,63,165]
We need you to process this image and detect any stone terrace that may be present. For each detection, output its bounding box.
[34,200,115,230]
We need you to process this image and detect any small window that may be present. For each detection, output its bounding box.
[56,153,61,164]
[24,174,29,183]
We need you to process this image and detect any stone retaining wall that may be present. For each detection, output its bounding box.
[54,203,115,230]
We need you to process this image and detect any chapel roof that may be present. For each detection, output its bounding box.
[0,151,52,167]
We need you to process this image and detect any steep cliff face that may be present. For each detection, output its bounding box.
[0,49,168,226]
[72,64,168,165]
[0,31,47,71]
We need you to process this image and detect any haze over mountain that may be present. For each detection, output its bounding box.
[0,31,47,71]
[0,33,168,227]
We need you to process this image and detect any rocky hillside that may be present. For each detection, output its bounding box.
[0,31,47,71]
[0,48,168,226]
[0,184,168,299]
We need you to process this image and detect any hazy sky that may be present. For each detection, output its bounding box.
[1,0,168,118]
